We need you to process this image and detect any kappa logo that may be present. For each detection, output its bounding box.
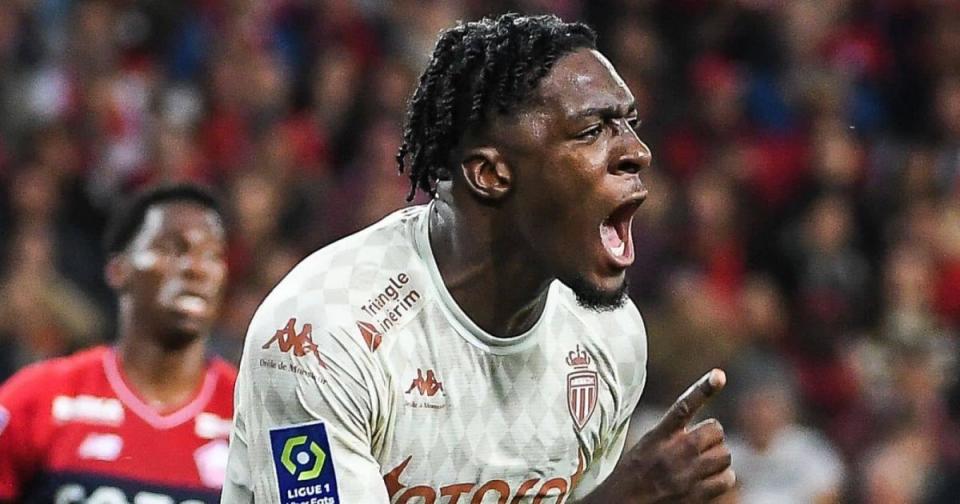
[264,318,318,356]
[405,369,444,397]
[403,368,446,409]
[566,345,598,431]
[264,318,326,367]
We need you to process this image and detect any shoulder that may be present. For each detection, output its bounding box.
[1,346,108,392]
[277,205,426,289]
[234,209,436,426]
[0,346,109,409]
[243,205,433,368]
[257,205,427,321]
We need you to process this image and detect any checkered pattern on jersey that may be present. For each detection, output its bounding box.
[227,204,649,503]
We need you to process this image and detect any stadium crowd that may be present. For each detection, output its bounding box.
[0,0,958,502]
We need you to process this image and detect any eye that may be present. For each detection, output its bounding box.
[152,240,180,256]
[577,124,603,141]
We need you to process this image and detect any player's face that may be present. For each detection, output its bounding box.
[122,203,227,347]
[499,49,650,309]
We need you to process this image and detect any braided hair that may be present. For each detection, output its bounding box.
[396,13,597,201]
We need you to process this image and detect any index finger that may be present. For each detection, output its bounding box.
[656,369,726,434]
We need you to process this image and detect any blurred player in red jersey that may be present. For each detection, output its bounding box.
[0,184,237,503]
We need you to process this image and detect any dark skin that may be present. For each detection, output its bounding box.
[430,49,735,501]
[432,48,649,336]
[105,202,227,412]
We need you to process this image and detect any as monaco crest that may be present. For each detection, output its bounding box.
[566,345,598,431]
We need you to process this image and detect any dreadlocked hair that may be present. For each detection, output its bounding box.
[397,13,597,201]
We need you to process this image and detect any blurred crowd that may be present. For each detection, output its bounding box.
[0,0,959,502]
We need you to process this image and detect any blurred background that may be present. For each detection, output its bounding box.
[0,0,958,502]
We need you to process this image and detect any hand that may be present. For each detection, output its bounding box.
[583,369,736,503]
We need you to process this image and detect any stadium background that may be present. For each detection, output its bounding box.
[0,0,959,501]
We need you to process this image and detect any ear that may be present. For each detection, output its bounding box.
[105,255,130,291]
[460,147,513,201]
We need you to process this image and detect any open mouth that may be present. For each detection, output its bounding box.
[599,200,642,263]
[173,294,209,316]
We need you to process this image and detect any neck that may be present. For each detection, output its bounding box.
[115,311,208,412]
[429,197,552,338]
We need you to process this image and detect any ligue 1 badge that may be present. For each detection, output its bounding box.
[566,345,598,431]
[269,421,340,504]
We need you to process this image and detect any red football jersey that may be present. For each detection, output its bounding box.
[0,346,237,503]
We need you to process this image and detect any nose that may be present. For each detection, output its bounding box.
[178,252,220,282]
[611,121,652,176]
[179,254,206,280]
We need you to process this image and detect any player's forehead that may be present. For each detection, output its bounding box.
[534,48,634,119]
[130,202,225,249]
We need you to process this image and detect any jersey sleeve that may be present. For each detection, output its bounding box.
[0,364,49,501]
[570,303,648,500]
[223,288,392,504]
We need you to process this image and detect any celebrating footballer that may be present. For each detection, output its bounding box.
[225,14,734,504]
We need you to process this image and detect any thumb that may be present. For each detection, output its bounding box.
[653,369,726,435]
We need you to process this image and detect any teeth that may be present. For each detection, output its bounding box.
[175,295,207,314]
[612,242,625,256]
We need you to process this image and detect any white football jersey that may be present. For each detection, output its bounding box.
[223,203,648,504]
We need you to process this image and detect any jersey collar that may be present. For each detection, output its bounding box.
[102,348,219,430]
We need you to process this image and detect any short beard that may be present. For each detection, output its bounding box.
[563,276,629,312]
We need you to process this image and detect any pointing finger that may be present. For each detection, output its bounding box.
[655,369,726,434]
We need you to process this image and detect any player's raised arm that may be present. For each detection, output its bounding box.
[578,369,736,503]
